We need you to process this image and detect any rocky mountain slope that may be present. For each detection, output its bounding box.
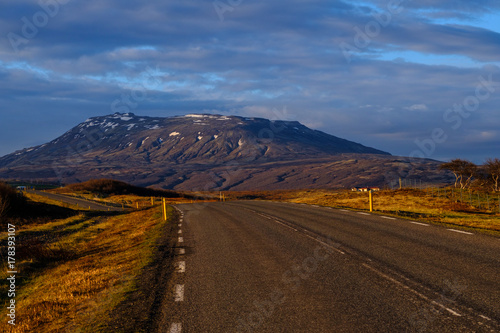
[0,113,450,190]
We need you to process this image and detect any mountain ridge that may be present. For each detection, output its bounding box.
[0,113,451,190]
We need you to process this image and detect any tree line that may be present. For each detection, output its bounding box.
[440,158,500,191]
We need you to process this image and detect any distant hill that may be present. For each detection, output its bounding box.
[0,113,451,190]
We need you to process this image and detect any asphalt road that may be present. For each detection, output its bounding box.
[160,201,500,332]
[28,190,122,211]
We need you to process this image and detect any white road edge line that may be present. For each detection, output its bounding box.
[174,284,184,302]
[169,323,182,333]
[410,221,429,226]
[305,234,346,255]
[273,219,298,232]
[259,210,346,254]
[447,229,473,235]
[362,263,462,317]
[176,261,186,273]
[257,213,272,220]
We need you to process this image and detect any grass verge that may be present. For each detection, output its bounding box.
[1,199,175,332]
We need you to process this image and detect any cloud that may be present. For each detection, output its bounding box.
[0,0,499,163]
[405,104,429,111]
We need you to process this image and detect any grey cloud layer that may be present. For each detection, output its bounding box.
[0,0,499,162]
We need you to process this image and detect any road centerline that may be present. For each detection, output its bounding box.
[169,323,182,333]
[174,284,184,302]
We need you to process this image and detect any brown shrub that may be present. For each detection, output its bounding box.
[65,179,184,198]
[444,202,477,213]
[0,181,26,218]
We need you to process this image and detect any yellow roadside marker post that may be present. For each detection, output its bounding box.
[162,198,167,221]
[369,190,374,212]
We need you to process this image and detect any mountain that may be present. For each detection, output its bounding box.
[0,113,450,190]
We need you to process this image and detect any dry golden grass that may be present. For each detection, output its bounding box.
[107,194,195,207]
[0,199,172,332]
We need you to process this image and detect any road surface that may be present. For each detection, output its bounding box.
[28,190,122,211]
[159,201,500,332]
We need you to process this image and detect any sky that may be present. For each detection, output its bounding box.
[0,0,499,164]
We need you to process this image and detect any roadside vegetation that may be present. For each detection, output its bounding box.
[49,178,208,208]
[440,158,500,191]
[0,181,180,332]
[0,182,27,221]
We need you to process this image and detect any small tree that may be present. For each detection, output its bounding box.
[439,159,477,189]
[485,158,500,192]
[462,161,477,189]
[440,160,462,188]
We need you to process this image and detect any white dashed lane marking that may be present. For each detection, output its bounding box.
[178,229,182,234]
[178,237,184,243]
[178,248,185,255]
[362,263,462,317]
[381,216,396,220]
[410,221,429,226]
[169,323,182,333]
[176,261,186,273]
[174,284,184,302]
[357,212,370,216]
[447,229,473,235]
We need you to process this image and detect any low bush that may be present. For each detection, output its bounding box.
[0,181,26,218]
[65,179,183,198]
